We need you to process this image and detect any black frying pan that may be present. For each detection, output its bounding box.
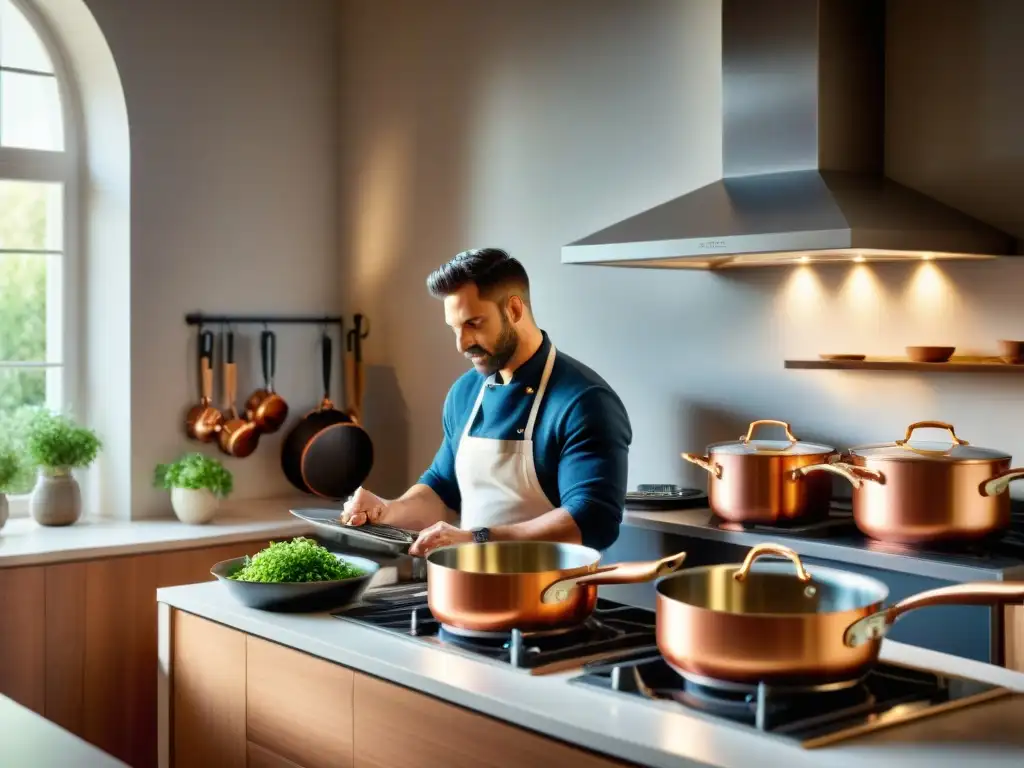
[280,332,351,493]
[299,315,374,499]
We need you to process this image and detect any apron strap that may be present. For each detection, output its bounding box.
[524,345,556,441]
[460,373,494,444]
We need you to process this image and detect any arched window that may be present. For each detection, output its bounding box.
[0,0,77,508]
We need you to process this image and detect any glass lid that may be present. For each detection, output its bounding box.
[708,419,834,456]
[848,421,1010,462]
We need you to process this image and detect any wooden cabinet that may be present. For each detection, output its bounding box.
[169,611,633,768]
[0,538,267,768]
[351,671,634,768]
[1007,606,1024,672]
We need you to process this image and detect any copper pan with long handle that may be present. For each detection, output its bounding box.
[427,541,688,633]
[792,421,1024,543]
[656,542,1024,685]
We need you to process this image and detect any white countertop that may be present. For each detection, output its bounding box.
[0,497,317,567]
[157,580,1024,768]
[0,695,127,767]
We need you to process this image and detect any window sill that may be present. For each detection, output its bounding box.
[0,495,317,568]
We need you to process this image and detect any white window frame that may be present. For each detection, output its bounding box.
[0,0,80,518]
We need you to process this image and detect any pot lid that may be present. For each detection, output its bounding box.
[848,421,1011,462]
[708,419,834,457]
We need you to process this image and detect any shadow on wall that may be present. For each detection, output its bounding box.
[360,364,410,499]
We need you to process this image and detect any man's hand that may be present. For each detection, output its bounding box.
[408,521,473,557]
[340,487,388,527]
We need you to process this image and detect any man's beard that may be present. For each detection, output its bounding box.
[465,317,519,376]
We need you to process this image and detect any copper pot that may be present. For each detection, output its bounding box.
[656,543,1024,685]
[426,541,687,633]
[218,331,260,459]
[681,419,838,524]
[793,421,1024,543]
[245,329,289,433]
[185,329,222,442]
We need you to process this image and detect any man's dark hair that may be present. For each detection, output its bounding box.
[426,248,531,306]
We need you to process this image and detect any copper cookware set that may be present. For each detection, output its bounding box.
[684,418,1024,544]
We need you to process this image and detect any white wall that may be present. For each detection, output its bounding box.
[339,0,1024,500]
[81,0,340,517]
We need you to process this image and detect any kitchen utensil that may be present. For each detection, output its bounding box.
[426,541,687,633]
[211,552,381,612]
[998,339,1024,364]
[793,421,1024,543]
[185,329,222,442]
[906,346,955,363]
[625,485,707,511]
[289,508,416,556]
[681,419,840,524]
[245,329,289,433]
[217,331,260,458]
[299,316,374,499]
[280,332,353,493]
[655,542,1024,685]
[818,354,866,361]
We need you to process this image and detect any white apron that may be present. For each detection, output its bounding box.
[455,345,558,530]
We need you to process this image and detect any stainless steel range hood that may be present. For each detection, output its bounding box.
[562,0,1018,270]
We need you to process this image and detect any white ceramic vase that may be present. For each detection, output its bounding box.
[0,493,8,531]
[171,487,219,525]
[30,468,82,526]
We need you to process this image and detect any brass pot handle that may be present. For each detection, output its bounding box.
[680,453,723,479]
[981,468,1024,497]
[844,581,1024,647]
[791,461,884,489]
[539,552,688,604]
[895,421,969,447]
[741,419,797,444]
[733,543,810,583]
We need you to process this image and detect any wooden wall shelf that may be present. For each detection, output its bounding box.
[785,357,1024,373]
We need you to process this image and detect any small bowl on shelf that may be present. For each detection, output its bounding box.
[906,346,955,363]
[819,354,866,361]
[997,340,1024,364]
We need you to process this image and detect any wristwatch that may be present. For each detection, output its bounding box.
[471,527,490,544]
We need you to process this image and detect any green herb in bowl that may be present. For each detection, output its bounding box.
[230,538,365,584]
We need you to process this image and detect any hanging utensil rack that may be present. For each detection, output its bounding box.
[185,312,345,328]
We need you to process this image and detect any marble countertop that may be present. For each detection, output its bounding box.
[157,580,1024,768]
[0,695,126,767]
[0,496,317,567]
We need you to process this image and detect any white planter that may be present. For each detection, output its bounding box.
[171,487,220,524]
[30,468,82,526]
[0,493,7,531]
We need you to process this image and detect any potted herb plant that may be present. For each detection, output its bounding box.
[25,410,102,526]
[154,452,233,524]
[0,441,22,531]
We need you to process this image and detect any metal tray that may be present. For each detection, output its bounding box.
[290,508,417,555]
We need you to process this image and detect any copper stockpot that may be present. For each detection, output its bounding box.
[655,543,1024,685]
[792,421,1024,544]
[681,419,838,524]
[426,541,688,633]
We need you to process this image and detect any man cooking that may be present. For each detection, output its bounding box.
[341,247,632,557]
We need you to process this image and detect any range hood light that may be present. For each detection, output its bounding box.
[562,0,1019,270]
[798,256,810,264]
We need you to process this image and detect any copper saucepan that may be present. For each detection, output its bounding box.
[426,541,687,633]
[185,329,222,442]
[218,330,260,459]
[681,419,840,524]
[656,542,1024,685]
[792,421,1024,543]
[245,329,289,433]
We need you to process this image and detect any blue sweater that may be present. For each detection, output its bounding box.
[418,332,632,551]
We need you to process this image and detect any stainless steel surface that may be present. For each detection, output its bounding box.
[561,0,1018,269]
[289,508,416,555]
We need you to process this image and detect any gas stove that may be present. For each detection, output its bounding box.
[332,584,658,675]
[570,652,1011,748]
